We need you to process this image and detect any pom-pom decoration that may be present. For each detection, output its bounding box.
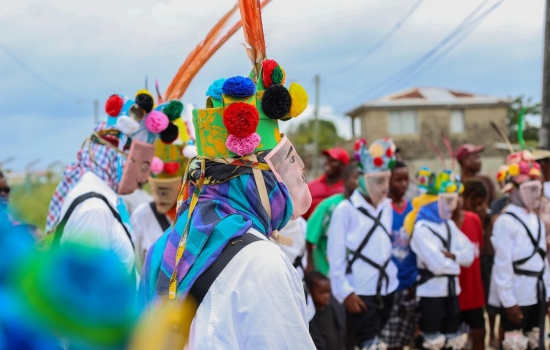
[116,116,140,135]
[182,144,198,159]
[226,133,261,156]
[162,101,184,121]
[354,138,367,152]
[151,157,164,175]
[529,168,541,179]
[160,123,179,144]
[222,76,256,97]
[135,93,154,113]
[206,78,226,101]
[508,163,520,177]
[288,83,308,118]
[496,170,507,183]
[129,105,146,121]
[163,162,180,175]
[262,59,286,88]
[386,148,394,158]
[519,161,530,175]
[144,111,169,133]
[534,162,542,170]
[261,85,291,120]
[105,95,124,117]
[223,102,259,138]
[373,157,383,167]
[369,143,385,158]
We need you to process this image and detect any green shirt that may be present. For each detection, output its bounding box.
[306,194,345,276]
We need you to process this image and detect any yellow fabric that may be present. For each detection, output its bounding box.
[404,193,439,235]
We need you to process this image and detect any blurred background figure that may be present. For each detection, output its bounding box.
[304,147,350,220]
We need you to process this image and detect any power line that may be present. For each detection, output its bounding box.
[332,0,425,75]
[336,0,502,111]
[0,41,85,102]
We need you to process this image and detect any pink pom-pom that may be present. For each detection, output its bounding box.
[145,111,169,133]
[151,157,164,174]
[226,133,261,156]
[519,161,530,175]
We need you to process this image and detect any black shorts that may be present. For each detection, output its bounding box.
[346,294,393,348]
[461,308,485,329]
[500,303,542,332]
[418,297,461,334]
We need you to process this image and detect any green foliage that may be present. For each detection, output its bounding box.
[286,119,344,157]
[507,95,541,143]
[9,181,58,231]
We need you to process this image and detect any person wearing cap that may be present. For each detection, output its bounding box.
[327,138,399,350]
[405,168,474,350]
[533,149,550,265]
[303,147,350,219]
[456,144,497,206]
[490,151,550,350]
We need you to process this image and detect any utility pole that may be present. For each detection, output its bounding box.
[312,74,321,178]
[540,0,550,148]
[93,99,99,124]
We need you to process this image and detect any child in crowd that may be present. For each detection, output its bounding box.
[381,161,417,350]
[453,180,487,350]
[328,139,398,350]
[306,271,341,350]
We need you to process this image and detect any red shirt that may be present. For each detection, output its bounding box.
[303,175,344,219]
[458,211,485,311]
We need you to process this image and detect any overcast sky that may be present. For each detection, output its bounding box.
[0,0,545,171]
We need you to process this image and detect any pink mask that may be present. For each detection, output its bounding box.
[519,180,542,211]
[361,172,390,207]
[265,136,312,219]
[438,192,459,220]
[117,140,155,195]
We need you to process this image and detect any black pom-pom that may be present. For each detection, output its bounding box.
[160,123,179,144]
[135,93,154,113]
[261,85,291,120]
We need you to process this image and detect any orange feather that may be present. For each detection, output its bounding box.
[238,0,267,80]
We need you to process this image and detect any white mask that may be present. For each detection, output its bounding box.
[438,192,459,220]
[519,180,542,211]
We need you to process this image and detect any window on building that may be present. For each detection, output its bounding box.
[388,110,418,135]
[450,109,465,134]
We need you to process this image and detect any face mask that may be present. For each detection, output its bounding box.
[358,172,390,206]
[117,140,155,195]
[519,180,542,211]
[265,136,312,219]
[149,177,182,214]
[438,192,459,220]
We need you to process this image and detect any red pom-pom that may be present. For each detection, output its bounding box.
[105,95,123,117]
[386,148,393,158]
[373,157,384,167]
[163,162,180,175]
[262,59,279,88]
[419,177,426,184]
[354,138,367,151]
[223,102,259,137]
[534,162,542,170]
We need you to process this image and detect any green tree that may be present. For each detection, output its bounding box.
[507,95,541,144]
[286,119,344,157]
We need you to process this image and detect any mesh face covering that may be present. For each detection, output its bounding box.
[149,177,182,214]
[438,192,459,220]
[359,172,390,206]
[118,140,155,195]
[264,136,312,219]
[519,180,542,211]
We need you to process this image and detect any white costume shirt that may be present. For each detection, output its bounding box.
[131,202,173,267]
[59,171,135,274]
[121,188,152,215]
[188,229,315,350]
[490,203,550,308]
[410,219,474,298]
[327,190,398,303]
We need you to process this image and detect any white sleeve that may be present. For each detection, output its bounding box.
[130,211,145,268]
[327,203,354,303]
[299,218,308,270]
[451,222,475,267]
[62,204,113,249]
[491,215,517,308]
[410,225,460,276]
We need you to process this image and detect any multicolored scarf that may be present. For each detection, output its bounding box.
[45,122,124,234]
[140,153,293,305]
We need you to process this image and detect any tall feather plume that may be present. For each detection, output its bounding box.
[239,0,267,82]
[164,0,271,101]
[489,121,514,154]
[517,107,527,150]
[421,136,447,169]
[440,131,455,171]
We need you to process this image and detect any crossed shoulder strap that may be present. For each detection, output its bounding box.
[501,212,545,266]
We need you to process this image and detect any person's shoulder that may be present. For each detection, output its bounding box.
[131,201,152,218]
[463,210,481,225]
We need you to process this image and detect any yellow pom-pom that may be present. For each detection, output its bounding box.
[288,83,308,117]
[497,171,506,183]
[281,67,286,85]
[447,183,457,193]
[529,168,541,179]
[508,163,520,177]
[369,143,384,157]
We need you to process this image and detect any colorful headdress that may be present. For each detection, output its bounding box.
[353,138,396,173]
[417,167,462,195]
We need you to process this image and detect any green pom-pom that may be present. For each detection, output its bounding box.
[271,66,284,85]
[388,159,396,170]
[163,101,184,121]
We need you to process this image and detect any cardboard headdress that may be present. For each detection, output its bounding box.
[353,138,396,174]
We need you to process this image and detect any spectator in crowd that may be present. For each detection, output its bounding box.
[304,147,350,219]
[381,161,417,350]
[533,149,550,263]
[306,271,341,350]
[0,171,9,205]
[454,180,487,350]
